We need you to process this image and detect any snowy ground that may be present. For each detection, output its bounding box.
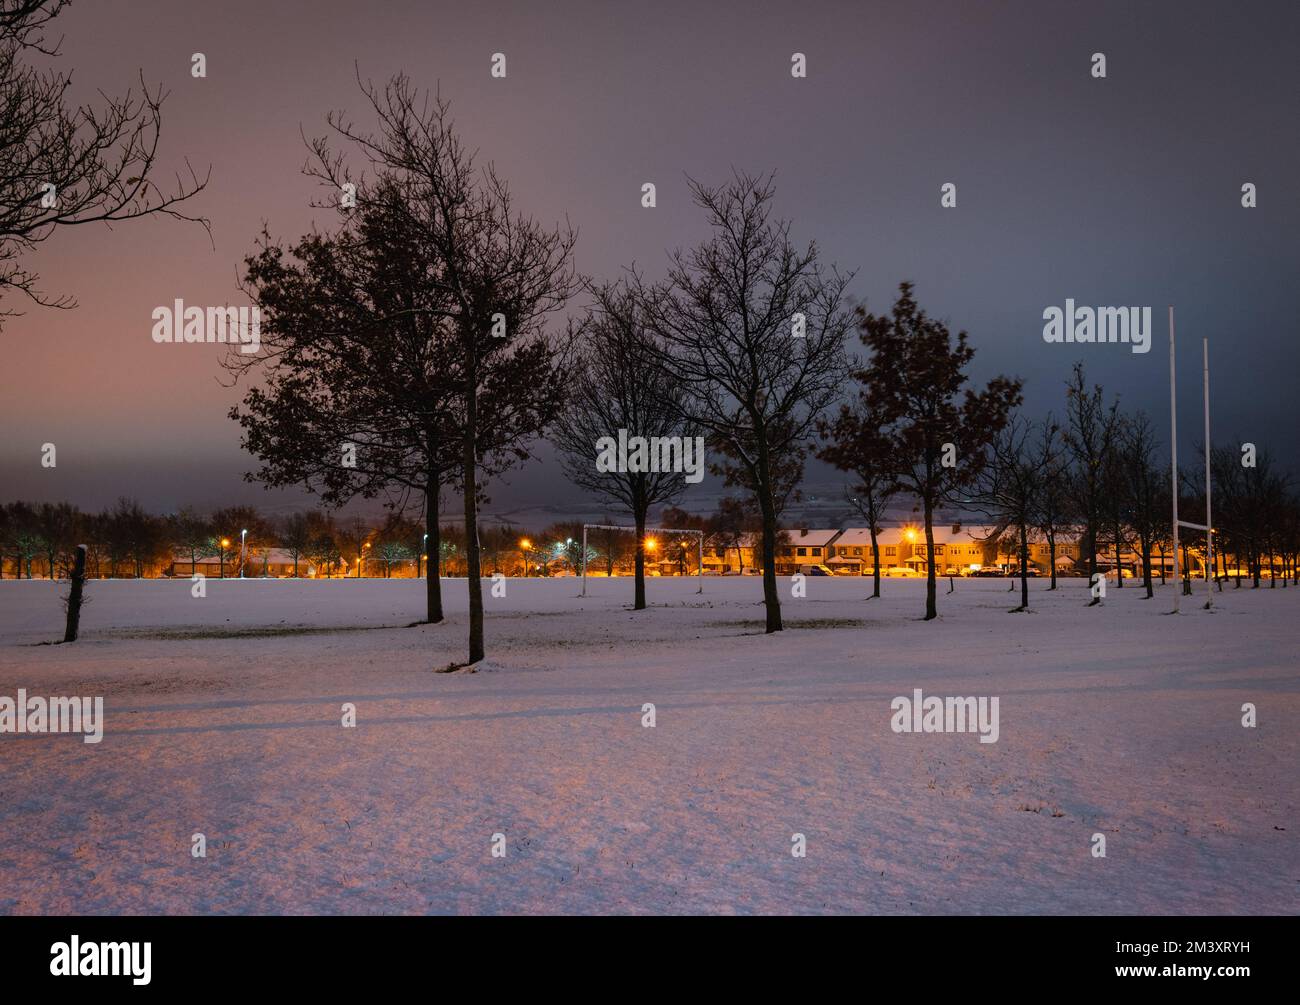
[0,574,1295,915]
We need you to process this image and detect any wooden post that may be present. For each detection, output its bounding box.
[63,544,87,643]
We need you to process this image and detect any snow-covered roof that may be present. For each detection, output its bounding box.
[830,525,1002,547]
[781,528,841,547]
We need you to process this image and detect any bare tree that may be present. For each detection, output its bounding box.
[169,506,214,577]
[1062,362,1121,604]
[970,415,1048,611]
[0,0,208,325]
[817,397,899,598]
[1032,415,1071,590]
[1119,412,1166,599]
[638,171,854,633]
[34,500,76,578]
[552,280,694,609]
[711,496,757,575]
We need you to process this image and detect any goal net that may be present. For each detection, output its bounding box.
[579,524,704,596]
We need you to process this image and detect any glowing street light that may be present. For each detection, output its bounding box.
[220,538,230,578]
[240,528,248,578]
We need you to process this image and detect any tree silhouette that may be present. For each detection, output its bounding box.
[637,171,854,633]
[552,280,695,609]
[856,282,1022,620]
[0,0,208,326]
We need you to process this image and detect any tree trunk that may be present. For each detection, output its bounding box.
[757,486,782,633]
[1018,521,1029,610]
[1114,520,1123,588]
[633,507,647,611]
[1087,520,1101,606]
[1047,531,1058,590]
[463,360,484,665]
[63,545,87,643]
[923,498,937,621]
[1141,534,1153,598]
[425,481,444,624]
[869,526,881,599]
[1086,520,1098,593]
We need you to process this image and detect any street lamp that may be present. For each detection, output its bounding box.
[520,538,531,576]
[239,528,248,578]
[220,538,230,578]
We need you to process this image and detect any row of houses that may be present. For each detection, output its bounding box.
[702,524,1199,579]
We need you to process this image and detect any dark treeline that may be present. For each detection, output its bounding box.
[0,499,754,582]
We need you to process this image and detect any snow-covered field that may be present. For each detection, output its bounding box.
[0,575,1295,915]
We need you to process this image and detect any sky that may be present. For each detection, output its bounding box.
[3,0,1297,529]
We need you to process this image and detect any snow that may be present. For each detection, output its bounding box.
[0,575,1295,915]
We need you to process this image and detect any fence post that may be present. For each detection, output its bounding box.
[63,544,87,642]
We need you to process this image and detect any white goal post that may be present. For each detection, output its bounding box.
[1168,306,1213,613]
[580,524,704,597]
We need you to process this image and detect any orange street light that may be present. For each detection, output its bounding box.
[520,538,531,549]
[645,538,658,552]
[220,538,231,548]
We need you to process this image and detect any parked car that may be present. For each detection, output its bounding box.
[884,566,921,578]
[1007,567,1041,577]
[804,564,835,576]
[970,568,1006,577]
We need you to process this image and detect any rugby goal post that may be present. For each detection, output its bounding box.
[1167,306,1213,613]
[580,524,704,597]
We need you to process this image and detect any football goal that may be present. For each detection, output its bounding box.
[579,523,704,597]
